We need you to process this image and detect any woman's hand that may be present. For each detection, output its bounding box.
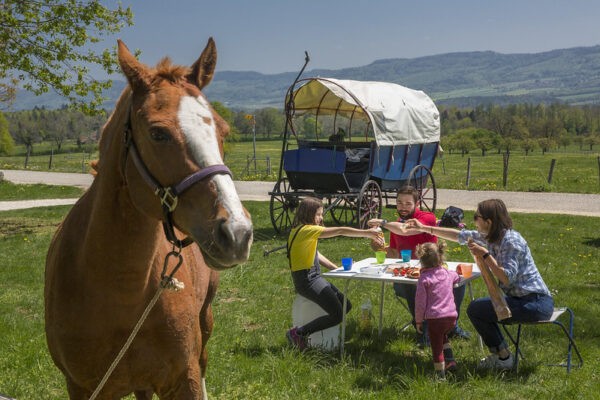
[404,218,424,231]
[467,239,488,257]
[416,322,423,334]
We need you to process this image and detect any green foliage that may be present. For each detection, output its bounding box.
[0,0,133,114]
[0,203,599,398]
[0,112,15,155]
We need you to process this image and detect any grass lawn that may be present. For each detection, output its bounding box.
[0,201,598,399]
[3,140,599,193]
[0,181,84,201]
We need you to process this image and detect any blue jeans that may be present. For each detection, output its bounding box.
[466,293,554,353]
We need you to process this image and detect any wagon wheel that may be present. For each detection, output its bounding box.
[356,180,382,229]
[269,177,297,234]
[329,196,358,226]
[408,165,437,213]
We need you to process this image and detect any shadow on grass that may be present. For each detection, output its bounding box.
[582,236,600,248]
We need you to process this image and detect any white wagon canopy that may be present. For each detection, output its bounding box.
[288,77,441,146]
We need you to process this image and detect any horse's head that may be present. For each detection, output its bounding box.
[116,38,252,269]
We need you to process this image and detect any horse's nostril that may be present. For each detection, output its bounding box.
[216,218,253,259]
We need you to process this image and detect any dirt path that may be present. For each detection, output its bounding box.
[2,169,599,216]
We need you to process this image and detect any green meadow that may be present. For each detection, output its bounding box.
[0,200,598,399]
[2,140,599,193]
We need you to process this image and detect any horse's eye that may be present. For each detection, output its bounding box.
[150,128,172,142]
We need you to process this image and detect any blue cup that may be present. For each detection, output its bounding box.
[401,249,411,262]
[341,257,353,271]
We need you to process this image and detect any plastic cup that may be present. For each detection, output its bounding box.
[375,251,386,264]
[341,257,353,271]
[461,263,473,278]
[400,249,412,262]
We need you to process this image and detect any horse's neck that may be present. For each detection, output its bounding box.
[81,90,164,273]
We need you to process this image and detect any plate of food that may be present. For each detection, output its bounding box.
[387,265,421,279]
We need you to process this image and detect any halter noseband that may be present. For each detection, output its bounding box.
[124,111,232,248]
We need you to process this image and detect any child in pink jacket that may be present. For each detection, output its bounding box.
[415,241,460,379]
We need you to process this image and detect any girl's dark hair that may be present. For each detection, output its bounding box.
[292,197,323,227]
[477,199,512,243]
[415,241,447,269]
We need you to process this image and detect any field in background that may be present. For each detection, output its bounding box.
[1,139,599,193]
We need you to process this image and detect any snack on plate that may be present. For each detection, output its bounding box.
[387,265,420,278]
[406,267,421,279]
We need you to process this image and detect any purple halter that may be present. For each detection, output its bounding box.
[124,117,232,248]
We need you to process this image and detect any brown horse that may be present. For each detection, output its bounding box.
[45,38,253,399]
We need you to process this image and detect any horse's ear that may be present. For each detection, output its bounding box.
[188,37,217,90]
[117,40,152,91]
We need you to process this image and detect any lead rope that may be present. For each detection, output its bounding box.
[89,248,185,400]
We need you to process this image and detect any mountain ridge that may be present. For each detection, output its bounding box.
[9,45,600,111]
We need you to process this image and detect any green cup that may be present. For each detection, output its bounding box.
[375,251,386,264]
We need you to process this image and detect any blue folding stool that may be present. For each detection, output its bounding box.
[500,307,583,373]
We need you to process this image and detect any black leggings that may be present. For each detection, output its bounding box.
[292,269,352,336]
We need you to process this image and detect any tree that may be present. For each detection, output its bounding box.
[255,108,284,139]
[0,112,14,155]
[211,101,239,141]
[0,1,133,114]
[520,138,537,156]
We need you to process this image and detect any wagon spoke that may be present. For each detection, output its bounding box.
[269,177,296,234]
[357,180,382,229]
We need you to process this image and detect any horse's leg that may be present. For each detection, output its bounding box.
[65,378,92,400]
[199,304,214,400]
[199,270,218,400]
[134,389,153,399]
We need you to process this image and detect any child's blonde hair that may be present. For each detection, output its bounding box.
[415,241,447,269]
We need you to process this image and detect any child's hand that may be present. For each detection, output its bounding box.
[416,322,423,334]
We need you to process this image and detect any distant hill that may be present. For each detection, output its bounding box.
[9,45,600,111]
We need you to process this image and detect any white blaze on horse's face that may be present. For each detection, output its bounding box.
[177,95,253,265]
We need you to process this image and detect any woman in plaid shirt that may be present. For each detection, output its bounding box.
[406,199,553,371]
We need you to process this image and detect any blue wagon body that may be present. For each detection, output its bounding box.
[269,76,440,233]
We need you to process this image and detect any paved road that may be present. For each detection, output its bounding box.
[1,169,599,216]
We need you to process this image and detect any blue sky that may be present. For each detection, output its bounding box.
[99,0,600,76]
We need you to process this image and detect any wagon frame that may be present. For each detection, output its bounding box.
[269,57,440,234]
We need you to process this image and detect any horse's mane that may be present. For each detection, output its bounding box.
[154,57,190,84]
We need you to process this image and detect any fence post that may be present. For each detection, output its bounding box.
[502,152,510,188]
[597,156,600,186]
[547,159,556,184]
[81,152,86,173]
[266,156,271,175]
[48,148,54,170]
[465,157,471,188]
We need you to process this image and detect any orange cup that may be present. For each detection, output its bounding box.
[461,263,473,278]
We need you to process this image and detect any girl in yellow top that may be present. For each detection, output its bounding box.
[286,197,381,350]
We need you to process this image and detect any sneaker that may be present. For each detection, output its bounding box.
[434,369,446,381]
[445,360,458,373]
[477,353,514,371]
[286,327,307,350]
[448,325,471,340]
